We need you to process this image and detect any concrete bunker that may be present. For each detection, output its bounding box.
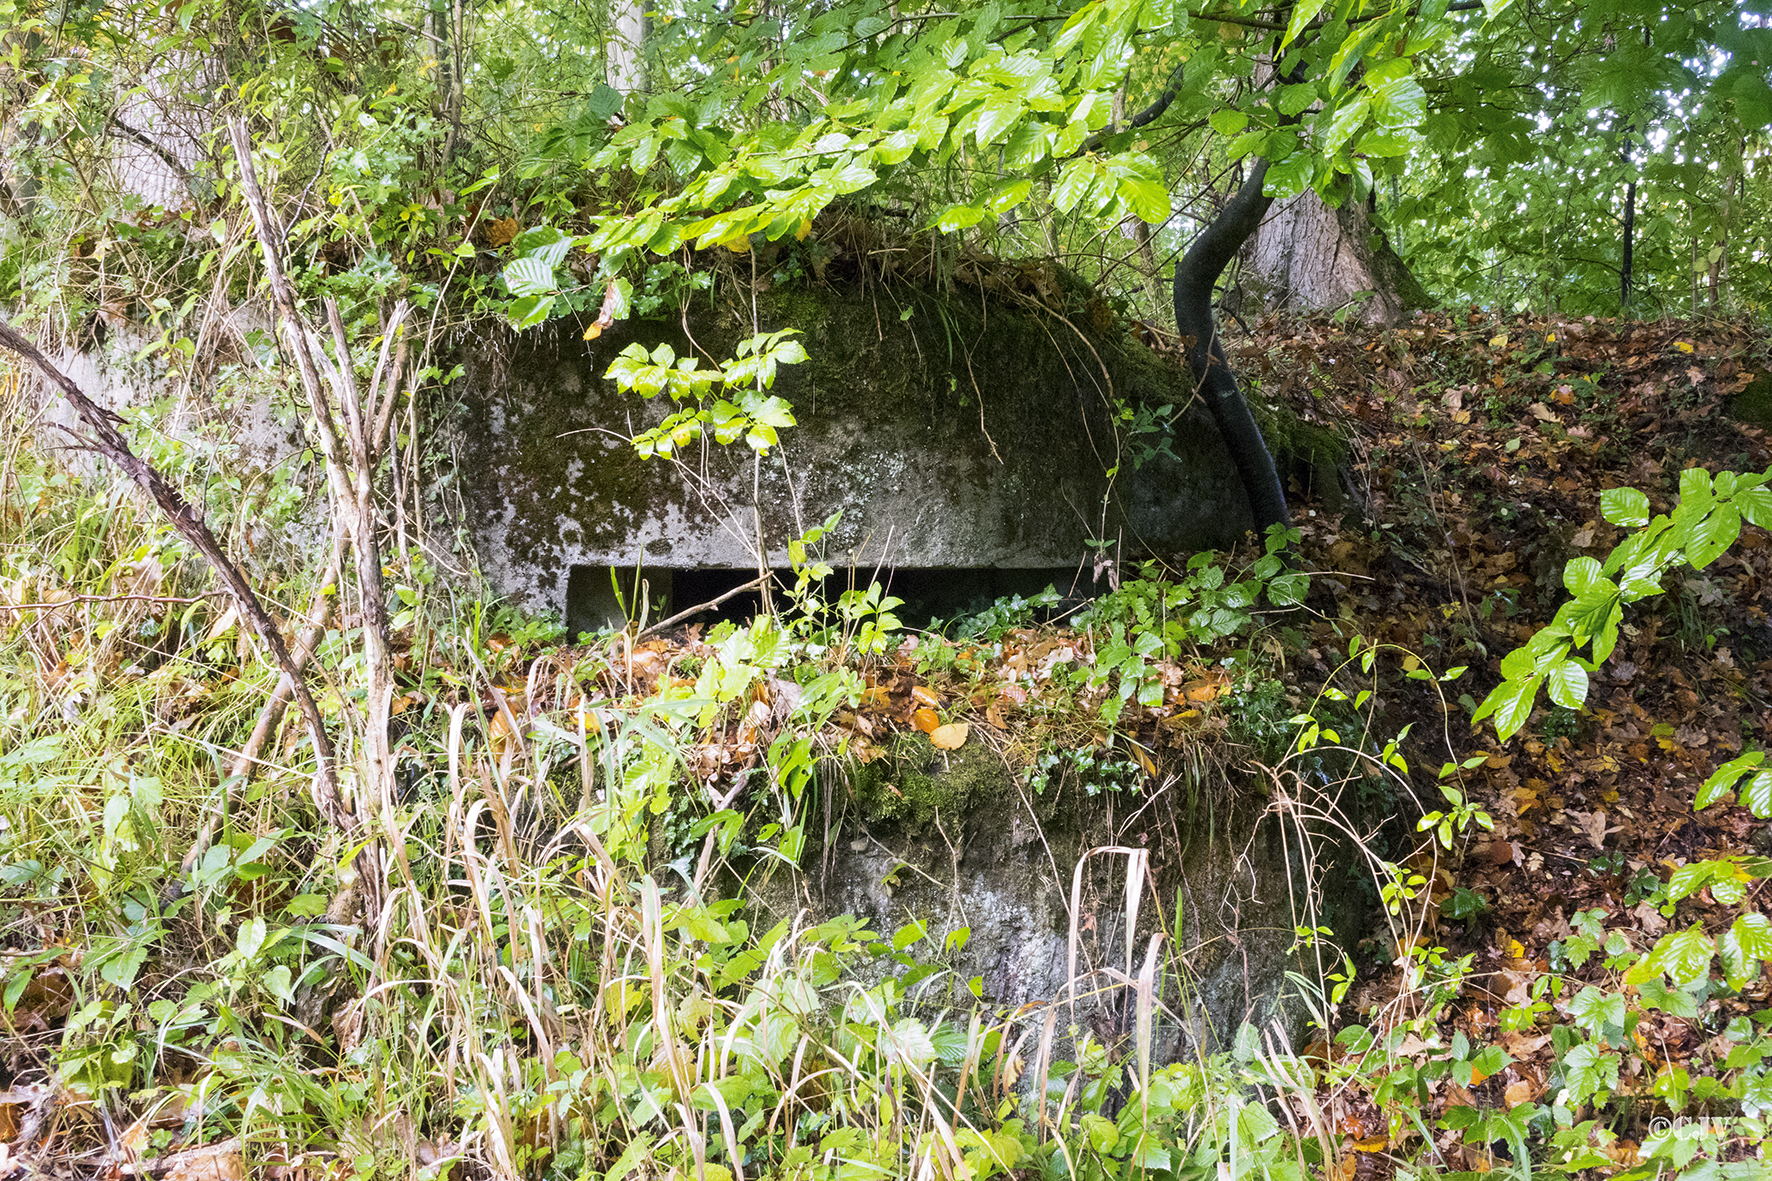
[453,264,1256,624]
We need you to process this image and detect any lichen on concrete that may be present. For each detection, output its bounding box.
[449,262,1259,615]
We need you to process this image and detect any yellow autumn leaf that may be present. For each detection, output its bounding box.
[912,707,939,734]
[929,722,969,750]
[911,684,941,708]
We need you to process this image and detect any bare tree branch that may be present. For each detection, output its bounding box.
[0,321,348,826]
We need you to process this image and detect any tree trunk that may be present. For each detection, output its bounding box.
[1239,189,1430,326]
[1621,178,1636,312]
[608,0,649,94]
[1173,161,1290,534]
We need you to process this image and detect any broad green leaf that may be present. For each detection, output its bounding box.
[1563,556,1605,596]
[1600,486,1651,527]
[502,256,558,298]
[1210,108,1250,136]
[934,203,986,233]
[1685,504,1740,570]
[876,128,917,166]
[1491,675,1541,740]
[1737,484,1772,528]
[1355,128,1415,156]
[1263,151,1314,199]
[1277,82,1319,117]
[1369,75,1426,129]
[1733,912,1772,960]
[984,179,1032,215]
[1324,94,1371,154]
[1744,768,1772,818]
[1637,977,1699,1019]
[1546,658,1588,709]
[1708,751,1772,810]
[1327,22,1385,90]
[1118,172,1171,224]
[1281,0,1327,49]
[1051,158,1097,213]
[584,83,624,120]
[100,943,149,989]
[1652,925,1715,990]
[827,161,878,194]
[1718,913,1772,990]
[507,293,555,329]
[974,96,1023,147]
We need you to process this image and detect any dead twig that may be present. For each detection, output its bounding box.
[0,320,346,826]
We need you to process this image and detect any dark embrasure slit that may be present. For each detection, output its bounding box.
[565,564,1099,638]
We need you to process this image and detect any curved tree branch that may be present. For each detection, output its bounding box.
[1172,160,1291,532]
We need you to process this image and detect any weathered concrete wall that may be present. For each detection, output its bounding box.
[745,735,1304,1058]
[455,276,1254,615]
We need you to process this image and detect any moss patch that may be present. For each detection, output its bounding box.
[1730,371,1772,431]
[847,732,1009,828]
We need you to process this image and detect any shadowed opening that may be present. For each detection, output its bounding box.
[565,564,1100,638]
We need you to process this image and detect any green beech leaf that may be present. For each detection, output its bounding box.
[1652,925,1715,990]
[1546,659,1588,709]
[502,256,558,298]
[1743,768,1772,818]
[1600,486,1650,527]
[1210,109,1250,137]
[974,96,1023,147]
[934,203,986,232]
[1281,0,1327,48]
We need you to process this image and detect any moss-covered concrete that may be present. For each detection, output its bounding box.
[847,731,1007,828]
[450,263,1256,614]
[739,737,1318,1059]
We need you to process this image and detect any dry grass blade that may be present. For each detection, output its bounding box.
[1135,932,1162,1117]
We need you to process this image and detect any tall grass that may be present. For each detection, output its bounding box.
[0,364,1368,1180]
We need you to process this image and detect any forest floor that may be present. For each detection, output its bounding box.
[1236,308,1772,1174]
